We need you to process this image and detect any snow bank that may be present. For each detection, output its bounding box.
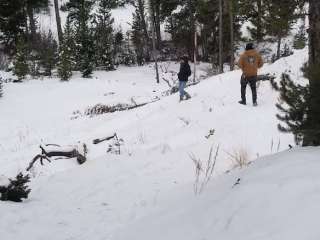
[114,147,320,240]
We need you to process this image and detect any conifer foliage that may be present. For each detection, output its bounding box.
[0,173,31,202]
[276,73,310,144]
[93,0,115,70]
[58,18,74,81]
[13,38,29,81]
[66,0,95,78]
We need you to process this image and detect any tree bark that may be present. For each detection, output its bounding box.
[154,1,161,49]
[219,0,223,73]
[277,35,281,60]
[303,0,320,146]
[137,0,150,60]
[149,0,159,83]
[54,0,63,44]
[309,0,320,66]
[229,0,234,71]
[27,4,36,42]
[256,0,262,43]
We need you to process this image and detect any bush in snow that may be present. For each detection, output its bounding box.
[0,173,31,202]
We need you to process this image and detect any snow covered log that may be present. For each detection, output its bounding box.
[26,144,87,171]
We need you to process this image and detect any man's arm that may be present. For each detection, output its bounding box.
[257,54,264,68]
[237,55,244,70]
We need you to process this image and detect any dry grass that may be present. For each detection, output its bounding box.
[190,145,220,195]
[226,147,249,169]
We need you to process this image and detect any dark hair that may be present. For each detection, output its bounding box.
[245,43,254,51]
[180,55,189,63]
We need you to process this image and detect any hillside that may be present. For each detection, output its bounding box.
[0,46,313,240]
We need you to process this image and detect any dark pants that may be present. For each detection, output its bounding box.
[241,75,257,104]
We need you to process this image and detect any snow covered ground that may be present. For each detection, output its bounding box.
[1,48,317,240]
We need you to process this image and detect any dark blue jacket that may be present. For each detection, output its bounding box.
[178,62,191,82]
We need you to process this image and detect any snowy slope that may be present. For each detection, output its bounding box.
[114,147,320,240]
[0,48,312,240]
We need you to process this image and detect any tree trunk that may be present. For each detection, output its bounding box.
[309,0,320,66]
[219,0,223,73]
[303,0,320,146]
[137,0,150,60]
[154,1,161,50]
[193,26,197,82]
[27,4,36,42]
[256,0,262,43]
[54,0,63,44]
[277,35,281,60]
[229,0,234,71]
[149,0,159,84]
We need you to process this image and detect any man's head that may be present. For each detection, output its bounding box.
[180,55,189,63]
[245,43,254,51]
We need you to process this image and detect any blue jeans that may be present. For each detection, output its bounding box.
[179,81,190,100]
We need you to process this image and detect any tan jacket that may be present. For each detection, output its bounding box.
[238,49,263,77]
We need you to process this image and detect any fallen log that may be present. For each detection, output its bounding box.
[93,133,117,145]
[27,144,87,171]
[257,74,276,81]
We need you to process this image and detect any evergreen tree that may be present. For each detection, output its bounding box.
[276,73,310,144]
[276,0,320,146]
[131,3,147,65]
[114,29,124,65]
[39,30,58,76]
[58,18,74,81]
[0,173,31,202]
[93,0,115,71]
[66,0,95,78]
[13,37,29,81]
[293,24,307,50]
[238,0,267,43]
[0,0,26,53]
[264,0,299,59]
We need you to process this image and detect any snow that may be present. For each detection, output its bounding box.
[0,48,316,240]
[114,147,320,240]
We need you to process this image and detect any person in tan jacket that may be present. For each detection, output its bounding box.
[237,43,263,106]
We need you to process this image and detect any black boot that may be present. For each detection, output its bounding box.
[238,100,246,105]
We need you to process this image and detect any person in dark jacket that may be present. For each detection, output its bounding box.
[237,43,263,106]
[178,56,191,101]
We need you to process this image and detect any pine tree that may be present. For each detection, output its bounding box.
[131,4,146,65]
[93,0,115,71]
[238,0,267,43]
[276,73,310,144]
[58,19,74,81]
[264,0,299,59]
[13,38,29,81]
[39,30,58,76]
[0,0,26,53]
[276,0,320,146]
[66,0,95,78]
[293,24,307,50]
[0,173,31,202]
